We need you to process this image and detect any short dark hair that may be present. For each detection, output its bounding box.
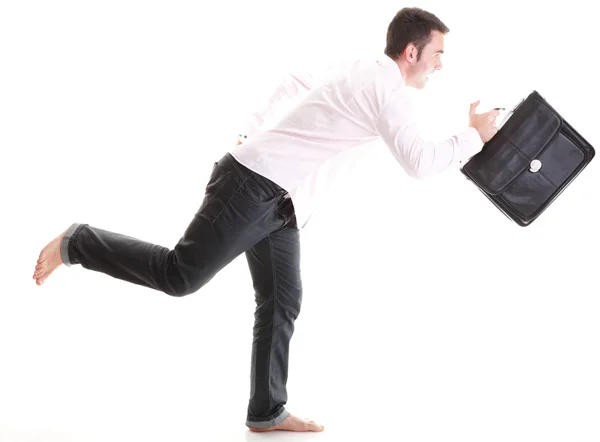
[384,7,449,61]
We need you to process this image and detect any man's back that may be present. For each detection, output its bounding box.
[232,56,408,176]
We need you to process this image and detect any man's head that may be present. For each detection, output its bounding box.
[384,7,449,89]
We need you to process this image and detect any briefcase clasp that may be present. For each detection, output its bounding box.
[529,159,542,172]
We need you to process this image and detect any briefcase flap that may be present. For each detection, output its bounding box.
[462,91,562,195]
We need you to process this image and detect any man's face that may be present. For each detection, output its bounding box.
[404,30,445,89]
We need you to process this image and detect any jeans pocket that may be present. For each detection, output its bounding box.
[237,176,280,204]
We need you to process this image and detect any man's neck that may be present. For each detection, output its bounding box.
[394,58,408,80]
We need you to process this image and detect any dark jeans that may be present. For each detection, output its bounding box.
[60,153,301,429]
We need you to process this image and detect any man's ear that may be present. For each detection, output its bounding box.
[403,43,418,63]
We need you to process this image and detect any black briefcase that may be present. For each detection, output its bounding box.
[461,90,595,226]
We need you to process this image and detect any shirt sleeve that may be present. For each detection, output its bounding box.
[375,86,484,179]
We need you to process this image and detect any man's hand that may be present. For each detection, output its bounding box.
[469,100,500,143]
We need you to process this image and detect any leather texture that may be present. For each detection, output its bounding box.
[461,90,595,226]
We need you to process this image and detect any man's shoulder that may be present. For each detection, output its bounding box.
[326,54,399,73]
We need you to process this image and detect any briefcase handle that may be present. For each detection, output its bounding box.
[496,108,512,130]
[495,97,526,129]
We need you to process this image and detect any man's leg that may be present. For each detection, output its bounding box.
[244,202,324,433]
[33,153,287,296]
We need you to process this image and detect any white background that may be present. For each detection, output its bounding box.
[2,0,599,441]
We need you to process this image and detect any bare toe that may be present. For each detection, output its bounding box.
[307,421,324,432]
[33,229,68,286]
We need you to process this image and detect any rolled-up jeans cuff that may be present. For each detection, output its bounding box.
[246,408,290,429]
[60,223,84,266]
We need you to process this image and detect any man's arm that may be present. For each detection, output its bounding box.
[375,88,490,179]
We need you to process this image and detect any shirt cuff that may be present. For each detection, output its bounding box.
[457,127,484,168]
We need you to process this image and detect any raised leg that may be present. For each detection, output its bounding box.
[34,154,287,296]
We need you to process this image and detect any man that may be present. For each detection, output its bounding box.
[33,7,499,433]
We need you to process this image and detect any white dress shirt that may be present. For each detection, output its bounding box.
[229,54,484,229]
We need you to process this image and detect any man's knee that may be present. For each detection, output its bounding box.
[282,288,303,319]
[165,275,210,297]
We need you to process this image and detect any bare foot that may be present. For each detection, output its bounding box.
[248,414,324,432]
[33,230,67,286]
